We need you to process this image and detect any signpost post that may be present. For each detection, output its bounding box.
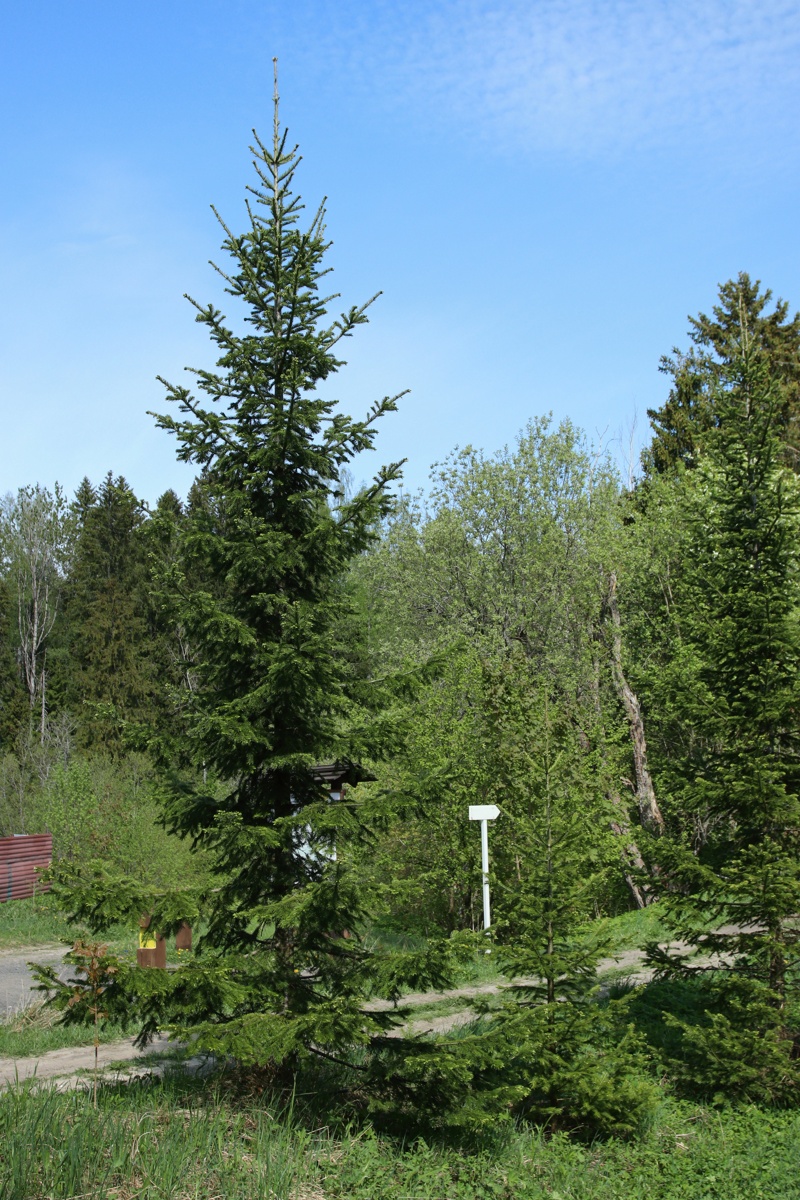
[468,804,500,935]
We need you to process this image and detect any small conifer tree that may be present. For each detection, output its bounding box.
[371,660,655,1136]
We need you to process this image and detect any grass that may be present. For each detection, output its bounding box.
[1,1071,799,1199]
[1,901,798,1196]
[0,1000,132,1060]
[0,893,80,950]
[596,902,673,954]
[0,893,136,953]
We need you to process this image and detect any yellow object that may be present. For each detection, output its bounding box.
[138,930,157,950]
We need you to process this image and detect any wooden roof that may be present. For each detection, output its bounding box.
[310,759,376,789]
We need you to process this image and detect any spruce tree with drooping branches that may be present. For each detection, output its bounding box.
[77,64,472,1069]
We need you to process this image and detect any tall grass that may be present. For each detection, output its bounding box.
[0,1079,310,1200]
[0,894,79,950]
[1,1073,799,1199]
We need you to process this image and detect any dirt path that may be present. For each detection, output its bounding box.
[0,941,683,1087]
[372,947,657,1036]
[363,947,652,1016]
[0,1033,174,1088]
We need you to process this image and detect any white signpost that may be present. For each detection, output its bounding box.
[468,804,500,933]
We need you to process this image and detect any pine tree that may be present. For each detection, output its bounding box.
[63,473,153,753]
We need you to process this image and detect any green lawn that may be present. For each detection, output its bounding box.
[0,893,139,955]
[0,892,164,955]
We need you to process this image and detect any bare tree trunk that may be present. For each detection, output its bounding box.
[605,572,665,837]
[589,647,652,908]
[609,795,651,909]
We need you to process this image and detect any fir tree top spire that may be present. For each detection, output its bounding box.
[152,65,403,513]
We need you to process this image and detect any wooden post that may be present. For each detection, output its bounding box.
[137,914,166,968]
[175,921,192,950]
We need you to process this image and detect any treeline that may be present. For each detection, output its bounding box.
[2,271,800,932]
[353,272,800,938]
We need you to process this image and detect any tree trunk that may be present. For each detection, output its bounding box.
[609,794,651,909]
[40,664,46,745]
[589,646,652,908]
[605,572,665,837]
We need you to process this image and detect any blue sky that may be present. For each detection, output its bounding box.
[3,1,800,502]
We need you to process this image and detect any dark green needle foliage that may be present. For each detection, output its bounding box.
[0,575,26,751]
[647,318,800,1100]
[370,660,656,1138]
[103,73,471,1070]
[62,472,153,753]
[646,273,800,475]
[478,663,655,1136]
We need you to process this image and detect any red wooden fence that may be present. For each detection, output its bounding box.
[0,834,52,902]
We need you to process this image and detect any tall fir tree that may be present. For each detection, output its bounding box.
[72,71,467,1069]
[648,315,800,1098]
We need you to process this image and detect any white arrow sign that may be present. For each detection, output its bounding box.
[468,804,500,935]
[469,804,500,822]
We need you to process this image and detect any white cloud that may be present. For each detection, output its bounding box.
[282,0,800,158]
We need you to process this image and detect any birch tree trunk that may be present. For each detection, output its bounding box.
[1,486,70,736]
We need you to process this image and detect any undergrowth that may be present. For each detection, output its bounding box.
[1,1071,799,1199]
